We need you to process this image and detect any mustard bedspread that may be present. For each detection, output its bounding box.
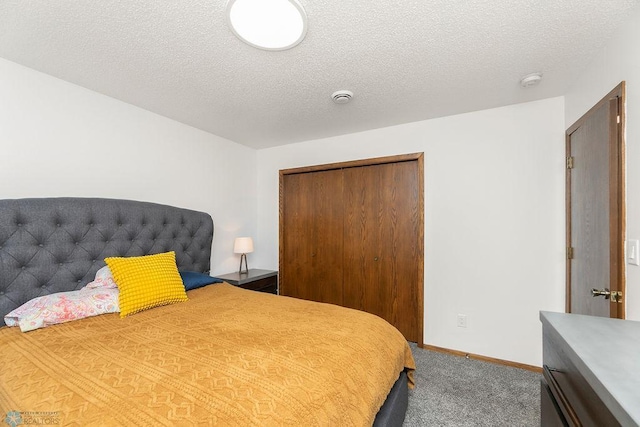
[0,283,415,426]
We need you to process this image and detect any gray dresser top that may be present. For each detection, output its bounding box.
[540,311,640,426]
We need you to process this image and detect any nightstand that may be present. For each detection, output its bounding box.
[213,269,278,294]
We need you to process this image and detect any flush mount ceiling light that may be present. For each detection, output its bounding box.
[226,0,308,51]
[520,72,543,88]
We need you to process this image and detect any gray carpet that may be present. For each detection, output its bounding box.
[404,344,541,426]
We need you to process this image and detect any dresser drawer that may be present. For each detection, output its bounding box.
[214,270,279,295]
[238,276,277,294]
[541,379,570,427]
[542,325,620,427]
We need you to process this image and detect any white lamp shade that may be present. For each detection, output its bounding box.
[234,237,254,254]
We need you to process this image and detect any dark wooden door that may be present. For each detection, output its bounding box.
[343,161,422,342]
[280,169,344,305]
[280,153,424,344]
[343,164,382,312]
[566,83,625,318]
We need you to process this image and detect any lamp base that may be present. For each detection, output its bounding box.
[239,253,249,275]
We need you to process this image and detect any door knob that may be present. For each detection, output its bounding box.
[591,288,611,299]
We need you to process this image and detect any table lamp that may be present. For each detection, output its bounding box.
[234,237,254,274]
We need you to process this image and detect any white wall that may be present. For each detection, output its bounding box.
[0,58,256,275]
[564,5,640,320]
[256,97,566,366]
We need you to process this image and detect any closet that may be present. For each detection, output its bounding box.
[279,153,424,344]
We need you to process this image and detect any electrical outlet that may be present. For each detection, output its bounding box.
[457,314,467,328]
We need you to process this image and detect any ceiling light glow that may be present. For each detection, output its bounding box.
[227,0,307,51]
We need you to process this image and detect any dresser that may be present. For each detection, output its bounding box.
[540,311,640,426]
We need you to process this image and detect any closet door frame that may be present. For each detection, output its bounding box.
[279,153,424,346]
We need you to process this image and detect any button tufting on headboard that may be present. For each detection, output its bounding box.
[0,198,214,319]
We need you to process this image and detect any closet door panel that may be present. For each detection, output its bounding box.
[383,161,422,343]
[309,169,344,305]
[281,172,315,301]
[343,162,421,343]
[281,170,344,305]
[343,165,378,312]
[376,163,399,326]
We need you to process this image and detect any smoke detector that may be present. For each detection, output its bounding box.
[520,73,543,88]
[332,90,353,104]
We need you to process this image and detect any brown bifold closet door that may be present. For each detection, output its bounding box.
[343,161,422,343]
[280,154,424,345]
[280,169,344,306]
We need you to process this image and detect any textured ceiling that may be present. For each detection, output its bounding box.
[0,0,638,149]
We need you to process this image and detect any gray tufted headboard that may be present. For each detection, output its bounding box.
[0,198,213,319]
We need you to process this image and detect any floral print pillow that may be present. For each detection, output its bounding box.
[4,286,119,332]
[84,265,118,289]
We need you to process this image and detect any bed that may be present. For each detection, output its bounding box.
[0,198,415,426]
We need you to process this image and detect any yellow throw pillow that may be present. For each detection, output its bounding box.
[105,251,188,318]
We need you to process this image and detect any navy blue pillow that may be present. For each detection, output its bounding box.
[180,271,223,291]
